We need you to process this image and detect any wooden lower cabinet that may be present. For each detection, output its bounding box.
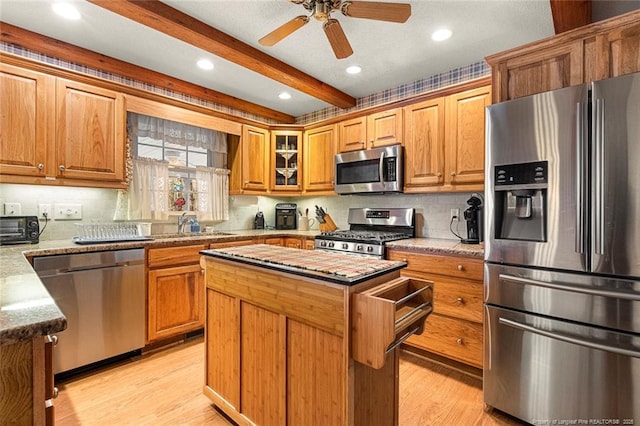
[203,255,408,426]
[387,248,484,369]
[146,245,206,342]
[0,335,56,425]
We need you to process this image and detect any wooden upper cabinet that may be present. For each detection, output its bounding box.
[445,85,491,186]
[303,124,336,193]
[0,64,54,178]
[56,79,125,181]
[403,98,445,189]
[338,116,367,152]
[241,125,270,192]
[271,130,302,192]
[367,108,403,149]
[595,19,640,80]
[492,41,584,102]
[487,10,640,103]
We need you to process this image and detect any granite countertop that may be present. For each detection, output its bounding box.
[0,229,319,346]
[0,232,480,345]
[386,238,484,258]
[202,244,406,285]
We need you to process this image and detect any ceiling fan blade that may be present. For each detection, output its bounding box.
[259,15,309,46]
[341,1,411,23]
[323,19,353,59]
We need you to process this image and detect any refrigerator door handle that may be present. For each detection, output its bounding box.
[594,98,606,255]
[575,101,587,254]
[498,273,640,301]
[498,317,640,358]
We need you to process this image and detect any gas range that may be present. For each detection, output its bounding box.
[314,208,415,259]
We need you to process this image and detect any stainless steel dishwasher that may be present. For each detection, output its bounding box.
[33,249,145,374]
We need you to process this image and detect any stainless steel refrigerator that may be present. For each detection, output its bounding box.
[484,72,640,423]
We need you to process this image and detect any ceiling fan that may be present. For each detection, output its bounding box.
[259,0,411,59]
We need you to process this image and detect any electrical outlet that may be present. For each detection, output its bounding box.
[450,208,460,221]
[54,203,82,220]
[4,202,22,216]
[38,204,52,219]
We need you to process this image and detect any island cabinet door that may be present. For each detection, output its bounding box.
[287,319,346,425]
[240,302,286,426]
[206,289,240,410]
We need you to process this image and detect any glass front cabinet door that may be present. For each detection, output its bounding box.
[271,130,302,192]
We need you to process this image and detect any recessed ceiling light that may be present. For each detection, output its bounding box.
[431,28,452,42]
[278,92,292,100]
[346,65,362,75]
[52,2,81,20]
[196,59,214,70]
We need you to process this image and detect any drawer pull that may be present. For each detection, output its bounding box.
[457,264,464,271]
[386,325,421,355]
[52,387,59,398]
[456,337,464,345]
[456,297,464,305]
[402,258,408,262]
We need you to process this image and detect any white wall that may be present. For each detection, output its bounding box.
[0,183,477,241]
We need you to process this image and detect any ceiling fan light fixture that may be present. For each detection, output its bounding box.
[346,65,362,74]
[431,28,452,42]
[52,2,81,20]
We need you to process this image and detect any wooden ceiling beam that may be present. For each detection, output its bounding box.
[549,0,592,34]
[0,22,295,123]
[87,0,357,109]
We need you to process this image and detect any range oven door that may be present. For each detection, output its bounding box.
[335,145,403,194]
[484,305,640,424]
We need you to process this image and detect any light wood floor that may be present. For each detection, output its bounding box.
[55,336,526,425]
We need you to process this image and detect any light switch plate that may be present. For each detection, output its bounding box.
[54,203,82,220]
[4,202,22,216]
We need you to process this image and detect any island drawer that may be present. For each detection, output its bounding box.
[387,250,483,281]
[352,277,433,369]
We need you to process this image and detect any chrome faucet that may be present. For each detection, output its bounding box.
[178,212,188,234]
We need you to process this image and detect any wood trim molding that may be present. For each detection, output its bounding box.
[550,0,592,34]
[87,0,356,110]
[0,22,295,123]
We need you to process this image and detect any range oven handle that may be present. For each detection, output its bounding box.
[498,317,640,358]
[499,273,640,301]
[378,151,385,186]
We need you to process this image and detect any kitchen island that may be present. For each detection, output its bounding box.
[200,244,433,426]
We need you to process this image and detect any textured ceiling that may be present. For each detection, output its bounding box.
[0,1,635,118]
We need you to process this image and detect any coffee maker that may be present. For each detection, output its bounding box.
[275,203,297,230]
[461,193,484,244]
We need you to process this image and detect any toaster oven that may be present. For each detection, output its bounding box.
[0,215,40,245]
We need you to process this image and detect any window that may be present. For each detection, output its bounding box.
[114,112,230,222]
[127,112,227,213]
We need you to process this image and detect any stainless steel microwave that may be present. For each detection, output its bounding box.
[0,215,40,245]
[334,144,403,194]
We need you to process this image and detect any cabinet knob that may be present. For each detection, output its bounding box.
[48,335,58,346]
[53,387,59,399]
[457,264,464,271]
[456,297,464,305]
[38,163,45,170]
[402,258,408,263]
[450,172,456,177]
[436,172,442,177]
[456,338,464,345]
[59,165,66,172]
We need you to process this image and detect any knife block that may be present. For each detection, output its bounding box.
[319,214,337,232]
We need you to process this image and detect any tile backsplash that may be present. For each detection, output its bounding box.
[1,183,478,242]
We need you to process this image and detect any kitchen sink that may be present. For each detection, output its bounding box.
[151,231,234,239]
